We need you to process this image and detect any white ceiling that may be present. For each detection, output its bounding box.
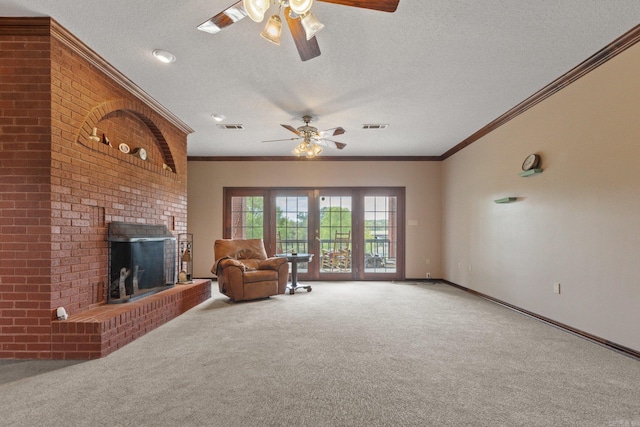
[2,1,640,157]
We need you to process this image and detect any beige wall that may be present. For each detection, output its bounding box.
[442,43,640,351]
[187,161,442,280]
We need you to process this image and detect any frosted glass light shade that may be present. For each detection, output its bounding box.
[301,13,324,40]
[289,0,313,15]
[261,15,282,45]
[306,143,322,158]
[244,0,270,22]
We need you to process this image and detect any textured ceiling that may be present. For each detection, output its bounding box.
[2,1,640,157]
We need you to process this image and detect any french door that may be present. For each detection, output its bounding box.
[223,187,404,280]
[273,190,312,276]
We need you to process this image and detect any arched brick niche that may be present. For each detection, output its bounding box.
[77,99,178,175]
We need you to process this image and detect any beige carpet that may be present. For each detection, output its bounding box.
[1,281,639,426]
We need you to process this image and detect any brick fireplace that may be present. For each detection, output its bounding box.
[0,17,211,359]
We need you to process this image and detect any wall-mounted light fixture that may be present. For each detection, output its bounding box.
[494,197,517,204]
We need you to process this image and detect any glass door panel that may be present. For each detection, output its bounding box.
[319,195,352,275]
[275,195,309,273]
[363,196,397,274]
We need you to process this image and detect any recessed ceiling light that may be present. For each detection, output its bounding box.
[152,49,176,63]
[211,114,226,122]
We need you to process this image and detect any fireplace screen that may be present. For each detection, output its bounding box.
[107,222,176,303]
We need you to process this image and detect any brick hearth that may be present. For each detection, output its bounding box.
[51,280,211,359]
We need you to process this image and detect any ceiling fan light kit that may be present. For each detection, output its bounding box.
[289,0,314,15]
[198,0,399,61]
[293,141,323,158]
[243,0,269,22]
[300,13,324,40]
[261,15,283,45]
[262,115,346,158]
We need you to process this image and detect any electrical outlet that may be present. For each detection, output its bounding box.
[554,283,561,294]
[426,273,431,279]
[457,262,461,269]
[426,258,430,265]
[468,264,472,272]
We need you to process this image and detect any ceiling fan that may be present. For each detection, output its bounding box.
[262,115,347,157]
[197,0,400,61]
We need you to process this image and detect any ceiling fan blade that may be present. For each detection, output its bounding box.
[317,0,399,13]
[197,1,247,34]
[318,127,346,137]
[281,124,301,135]
[262,137,302,143]
[284,7,321,62]
[318,139,347,150]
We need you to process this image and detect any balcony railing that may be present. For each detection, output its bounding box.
[276,238,396,273]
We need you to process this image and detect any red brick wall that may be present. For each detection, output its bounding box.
[0,29,53,359]
[0,17,192,359]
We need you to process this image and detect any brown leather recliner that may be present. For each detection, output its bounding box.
[211,239,289,301]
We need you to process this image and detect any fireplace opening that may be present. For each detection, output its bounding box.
[107,222,176,303]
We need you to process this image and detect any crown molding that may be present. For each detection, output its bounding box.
[0,17,193,135]
[441,23,640,160]
[194,22,640,163]
[5,18,638,160]
[187,156,440,162]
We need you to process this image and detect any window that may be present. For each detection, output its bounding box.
[230,195,264,239]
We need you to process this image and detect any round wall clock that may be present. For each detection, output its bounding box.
[522,154,540,171]
[118,143,130,154]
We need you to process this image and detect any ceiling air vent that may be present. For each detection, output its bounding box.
[362,124,389,130]
[217,124,244,130]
